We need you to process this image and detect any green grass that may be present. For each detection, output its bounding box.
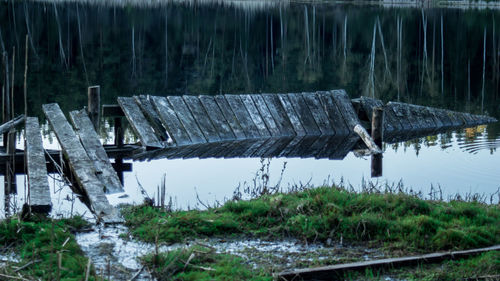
[141,245,272,281]
[122,186,500,253]
[0,215,100,280]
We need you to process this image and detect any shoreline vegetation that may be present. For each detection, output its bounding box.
[0,185,499,280]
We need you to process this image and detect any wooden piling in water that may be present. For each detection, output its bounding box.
[87,86,100,131]
[371,107,384,178]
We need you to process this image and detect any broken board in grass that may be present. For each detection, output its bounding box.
[150,96,192,146]
[25,117,52,214]
[117,97,163,149]
[42,103,121,223]
[70,109,123,194]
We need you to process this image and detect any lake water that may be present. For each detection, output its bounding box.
[0,0,499,217]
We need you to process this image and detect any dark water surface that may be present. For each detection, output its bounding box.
[0,1,499,215]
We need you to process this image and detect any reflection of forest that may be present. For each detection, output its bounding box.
[0,2,499,139]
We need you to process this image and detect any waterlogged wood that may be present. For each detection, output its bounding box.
[134,96,170,142]
[433,109,454,128]
[213,95,247,139]
[315,136,346,159]
[42,103,121,223]
[240,138,269,157]
[151,96,191,146]
[317,92,350,136]
[183,95,221,142]
[302,92,335,135]
[198,95,237,140]
[225,95,261,138]
[167,96,206,143]
[287,93,321,135]
[0,115,25,135]
[239,95,271,137]
[286,136,320,158]
[446,110,465,127]
[387,102,413,132]
[278,244,500,281]
[250,95,282,136]
[329,134,360,159]
[25,117,51,214]
[69,110,123,194]
[354,124,382,154]
[262,137,294,158]
[278,94,306,136]
[261,94,296,136]
[278,136,305,157]
[117,97,163,149]
[330,90,361,130]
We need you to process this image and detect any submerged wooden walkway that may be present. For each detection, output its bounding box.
[1,88,496,222]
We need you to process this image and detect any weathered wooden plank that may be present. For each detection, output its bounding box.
[25,117,52,214]
[286,136,320,158]
[278,244,500,281]
[330,90,361,130]
[317,92,351,136]
[0,115,25,135]
[386,102,413,132]
[250,95,282,136]
[167,96,207,143]
[42,103,121,223]
[425,107,444,128]
[315,135,346,159]
[249,138,280,157]
[354,124,382,154]
[198,95,237,141]
[277,136,305,157]
[433,109,454,128]
[287,93,321,135]
[69,109,123,194]
[240,138,270,157]
[278,94,307,136]
[260,94,296,136]
[117,97,163,149]
[262,137,294,158]
[302,92,335,135]
[445,110,464,127]
[151,96,192,146]
[213,95,247,139]
[183,95,221,142]
[240,94,271,137]
[329,134,359,160]
[134,95,170,142]
[303,136,331,158]
[224,95,261,138]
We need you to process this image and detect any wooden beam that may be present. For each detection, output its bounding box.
[278,245,500,281]
[25,117,51,214]
[69,109,124,194]
[42,103,121,224]
[0,115,25,136]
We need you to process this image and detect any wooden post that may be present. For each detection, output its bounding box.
[371,107,384,178]
[87,86,100,131]
[5,129,16,195]
[114,117,124,184]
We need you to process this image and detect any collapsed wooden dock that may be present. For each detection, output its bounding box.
[0,88,497,222]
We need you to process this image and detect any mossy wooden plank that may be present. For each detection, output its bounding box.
[42,103,121,223]
[250,94,282,136]
[240,94,271,137]
[151,96,192,146]
[224,95,261,138]
[25,117,52,214]
[317,92,351,136]
[134,95,170,142]
[198,95,237,141]
[117,97,163,149]
[302,92,335,135]
[69,109,123,194]
[183,95,221,142]
[261,94,296,136]
[278,94,307,136]
[287,93,321,136]
[167,96,207,144]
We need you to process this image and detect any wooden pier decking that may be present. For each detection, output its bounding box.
[1,88,496,221]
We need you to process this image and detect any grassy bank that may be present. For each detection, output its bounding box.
[0,215,97,280]
[122,186,500,253]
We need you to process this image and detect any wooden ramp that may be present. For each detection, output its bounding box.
[25,117,52,214]
[42,103,121,223]
[69,109,124,194]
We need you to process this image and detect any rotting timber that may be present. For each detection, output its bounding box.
[1,88,497,223]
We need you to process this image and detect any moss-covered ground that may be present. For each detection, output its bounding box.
[0,215,99,280]
[122,186,500,280]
